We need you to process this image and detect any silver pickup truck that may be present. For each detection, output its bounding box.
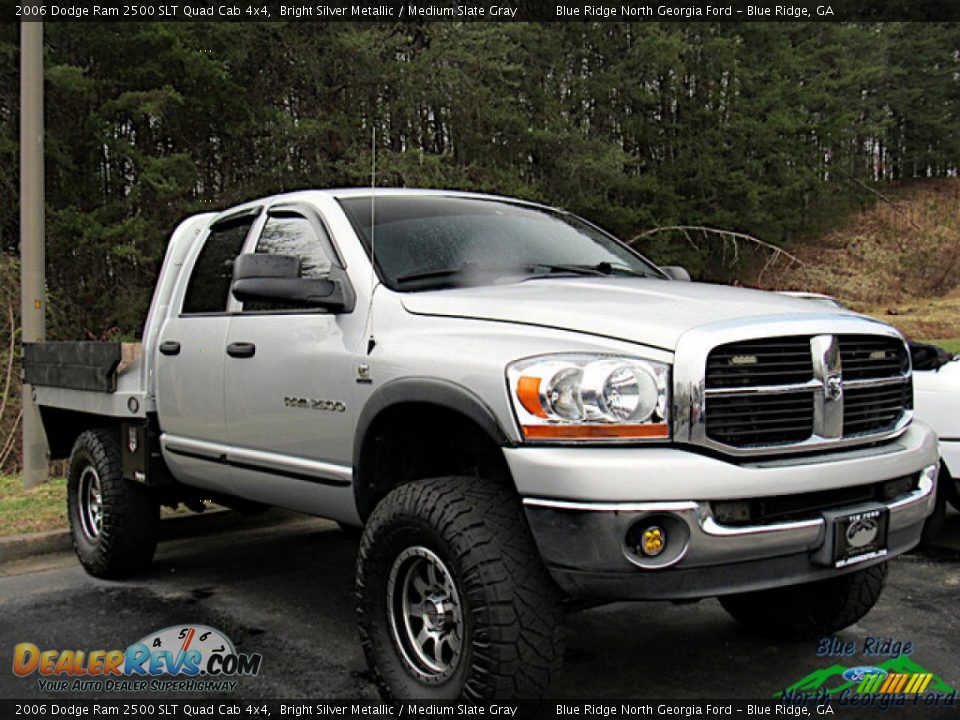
[24,189,939,699]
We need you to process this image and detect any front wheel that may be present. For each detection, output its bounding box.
[355,477,565,699]
[719,562,888,640]
[67,429,159,578]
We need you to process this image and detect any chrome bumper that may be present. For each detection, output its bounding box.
[523,464,938,600]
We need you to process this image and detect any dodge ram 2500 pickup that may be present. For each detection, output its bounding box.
[24,189,939,699]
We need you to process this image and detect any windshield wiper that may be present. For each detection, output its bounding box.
[395,262,534,286]
[395,261,651,288]
[530,262,651,279]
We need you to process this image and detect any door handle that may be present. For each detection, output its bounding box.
[226,342,256,359]
[159,341,181,356]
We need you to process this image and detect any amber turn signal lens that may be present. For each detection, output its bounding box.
[517,376,548,418]
[521,423,669,440]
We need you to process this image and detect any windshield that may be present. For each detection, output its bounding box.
[338,195,664,291]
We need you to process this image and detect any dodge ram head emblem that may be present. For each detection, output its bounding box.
[825,375,844,402]
[846,517,879,548]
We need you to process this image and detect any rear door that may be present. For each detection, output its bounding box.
[221,204,357,513]
[155,210,259,486]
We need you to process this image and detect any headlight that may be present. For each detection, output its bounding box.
[506,354,670,441]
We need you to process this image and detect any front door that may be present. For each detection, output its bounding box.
[222,205,358,516]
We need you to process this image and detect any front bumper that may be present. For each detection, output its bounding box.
[510,422,940,600]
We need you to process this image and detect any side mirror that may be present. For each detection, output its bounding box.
[231,253,347,311]
[661,265,691,282]
[234,253,301,280]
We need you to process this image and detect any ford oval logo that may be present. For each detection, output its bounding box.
[843,666,887,682]
[847,518,879,548]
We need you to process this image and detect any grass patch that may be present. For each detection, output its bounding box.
[0,474,219,538]
[922,338,960,353]
[0,474,67,537]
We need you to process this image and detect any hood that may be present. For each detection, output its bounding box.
[400,277,859,350]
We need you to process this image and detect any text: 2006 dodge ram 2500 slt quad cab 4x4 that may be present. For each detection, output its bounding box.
[24,190,939,699]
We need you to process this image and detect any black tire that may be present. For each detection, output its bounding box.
[356,477,565,700]
[67,429,159,578]
[921,470,948,544]
[719,562,888,640]
[944,464,960,513]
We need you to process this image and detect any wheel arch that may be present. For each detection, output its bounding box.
[38,406,122,460]
[353,378,517,520]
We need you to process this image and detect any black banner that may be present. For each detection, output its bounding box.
[3,698,957,719]
[8,0,960,24]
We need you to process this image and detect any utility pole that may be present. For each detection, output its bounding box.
[20,21,48,488]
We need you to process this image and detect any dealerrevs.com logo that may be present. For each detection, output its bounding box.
[12,625,263,693]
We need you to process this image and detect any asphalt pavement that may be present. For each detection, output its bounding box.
[1,508,958,701]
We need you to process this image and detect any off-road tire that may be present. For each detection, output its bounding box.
[944,463,960,513]
[719,562,888,640]
[67,429,159,578]
[921,468,948,544]
[356,477,565,699]
[920,461,956,543]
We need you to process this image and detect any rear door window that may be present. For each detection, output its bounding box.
[182,218,256,314]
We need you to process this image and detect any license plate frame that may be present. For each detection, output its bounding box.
[832,507,889,568]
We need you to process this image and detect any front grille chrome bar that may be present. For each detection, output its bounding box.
[704,374,910,398]
[705,379,820,398]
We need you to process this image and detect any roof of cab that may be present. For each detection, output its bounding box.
[207,188,553,225]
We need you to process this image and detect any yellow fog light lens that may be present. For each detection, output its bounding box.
[641,526,666,557]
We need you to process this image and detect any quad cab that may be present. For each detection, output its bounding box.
[25,190,939,698]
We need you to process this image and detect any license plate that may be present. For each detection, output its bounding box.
[832,508,889,568]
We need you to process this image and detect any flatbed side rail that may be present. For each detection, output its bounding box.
[23,341,126,393]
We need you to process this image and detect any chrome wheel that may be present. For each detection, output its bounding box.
[78,466,104,541]
[387,546,463,683]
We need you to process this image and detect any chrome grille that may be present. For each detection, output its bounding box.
[838,334,910,380]
[704,333,910,450]
[705,336,813,388]
[706,391,815,446]
[843,381,913,436]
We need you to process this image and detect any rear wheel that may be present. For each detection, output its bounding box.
[67,429,159,578]
[356,477,565,699]
[719,562,887,640]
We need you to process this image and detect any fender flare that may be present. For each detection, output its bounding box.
[353,377,515,474]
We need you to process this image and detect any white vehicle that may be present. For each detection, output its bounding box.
[22,192,939,699]
[778,291,847,310]
[913,348,960,510]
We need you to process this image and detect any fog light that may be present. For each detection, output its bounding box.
[623,514,690,569]
[640,526,666,556]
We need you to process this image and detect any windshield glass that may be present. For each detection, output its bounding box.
[338,195,663,291]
